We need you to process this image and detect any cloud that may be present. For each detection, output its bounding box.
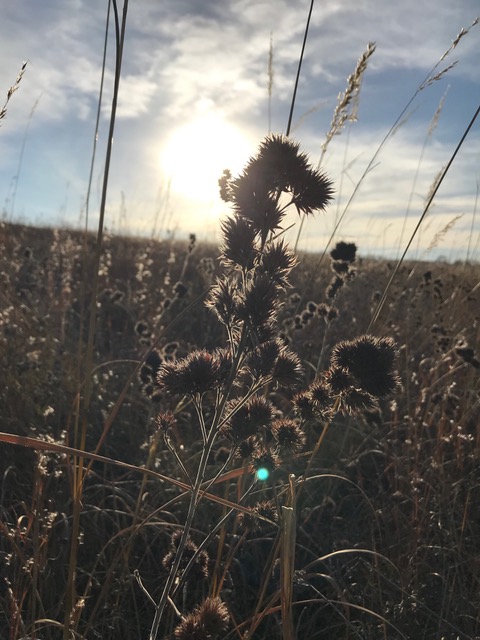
[0,0,478,260]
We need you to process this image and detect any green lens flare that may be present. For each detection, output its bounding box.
[256,467,269,481]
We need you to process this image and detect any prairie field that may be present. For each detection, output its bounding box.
[0,213,479,639]
[1,4,479,639]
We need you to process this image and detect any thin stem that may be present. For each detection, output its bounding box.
[368,100,480,332]
[286,0,315,137]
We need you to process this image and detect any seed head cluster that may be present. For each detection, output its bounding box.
[156,348,232,397]
[174,597,229,640]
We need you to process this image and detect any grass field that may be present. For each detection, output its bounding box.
[1,4,479,638]
[0,198,479,639]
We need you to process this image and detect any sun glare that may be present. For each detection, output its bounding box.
[161,113,251,204]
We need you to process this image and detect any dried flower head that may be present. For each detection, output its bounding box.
[272,419,306,453]
[231,166,285,243]
[259,239,298,289]
[220,215,257,269]
[225,396,275,442]
[236,499,278,533]
[340,387,379,416]
[326,275,344,300]
[330,241,357,263]
[236,274,280,329]
[326,366,354,393]
[174,597,230,640]
[246,339,282,380]
[157,349,232,397]
[255,134,334,214]
[292,390,316,420]
[205,276,238,327]
[162,536,199,575]
[308,380,334,410]
[251,448,280,477]
[156,412,176,433]
[330,335,398,398]
[272,349,304,388]
[218,168,233,202]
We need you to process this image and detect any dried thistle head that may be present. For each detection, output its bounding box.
[174,597,230,640]
[205,276,238,327]
[156,349,232,397]
[236,499,278,534]
[220,215,257,270]
[259,239,298,289]
[245,339,283,380]
[271,348,304,389]
[236,273,280,329]
[223,395,275,443]
[272,419,306,454]
[330,241,357,263]
[330,335,399,398]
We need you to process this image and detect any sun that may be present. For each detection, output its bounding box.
[160,112,251,204]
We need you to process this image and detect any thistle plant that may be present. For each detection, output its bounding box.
[141,134,400,640]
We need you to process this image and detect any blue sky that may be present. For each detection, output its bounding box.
[0,0,479,260]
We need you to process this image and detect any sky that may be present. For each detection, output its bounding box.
[0,0,479,261]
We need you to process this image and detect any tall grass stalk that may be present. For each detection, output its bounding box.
[64,1,129,637]
[0,61,27,125]
[285,0,315,138]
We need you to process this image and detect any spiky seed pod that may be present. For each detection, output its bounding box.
[162,537,198,573]
[258,239,298,289]
[205,276,238,327]
[174,597,230,640]
[316,302,330,318]
[156,412,176,433]
[156,349,232,397]
[174,616,203,640]
[290,165,334,215]
[139,349,164,400]
[197,597,230,636]
[236,500,278,534]
[255,134,309,192]
[236,274,279,329]
[330,241,357,263]
[251,448,280,476]
[236,438,256,460]
[340,388,379,416]
[246,396,275,429]
[255,134,334,214]
[230,168,285,244]
[308,380,334,410]
[272,419,306,453]
[292,391,316,420]
[246,339,282,380]
[225,396,275,442]
[271,349,304,388]
[330,335,398,398]
[220,215,257,270]
[326,366,354,393]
